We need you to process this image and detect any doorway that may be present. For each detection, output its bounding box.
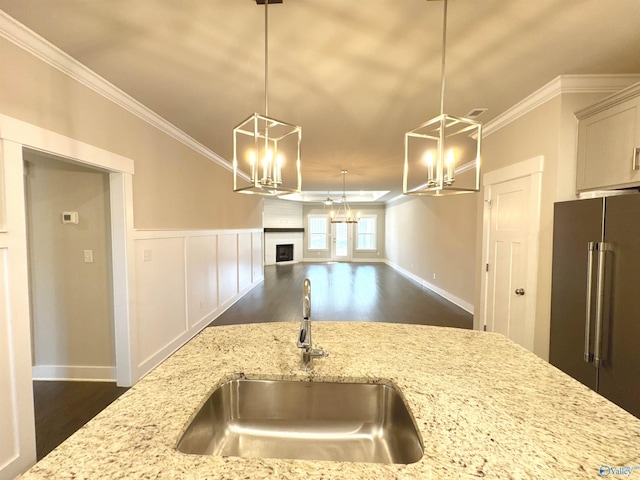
[24,151,116,381]
[480,156,543,352]
[0,116,135,478]
[331,222,353,261]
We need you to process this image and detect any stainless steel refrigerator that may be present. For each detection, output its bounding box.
[550,193,640,418]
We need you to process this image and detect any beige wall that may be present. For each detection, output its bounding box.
[385,193,477,308]
[0,37,262,230]
[25,152,114,371]
[475,98,560,360]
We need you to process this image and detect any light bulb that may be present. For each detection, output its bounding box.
[274,154,283,184]
[262,149,274,181]
[425,151,434,181]
[249,150,256,182]
[446,149,455,183]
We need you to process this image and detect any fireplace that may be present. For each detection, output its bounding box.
[276,244,294,262]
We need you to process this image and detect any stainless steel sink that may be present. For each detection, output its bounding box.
[176,378,423,464]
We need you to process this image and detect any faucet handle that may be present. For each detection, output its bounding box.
[303,278,311,318]
[313,348,329,358]
[298,326,307,345]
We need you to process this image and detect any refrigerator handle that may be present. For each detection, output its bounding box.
[593,242,612,368]
[584,242,596,363]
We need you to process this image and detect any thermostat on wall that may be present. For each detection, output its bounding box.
[62,211,79,224]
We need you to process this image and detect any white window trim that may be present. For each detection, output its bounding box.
[308,214,329,251]
[356,214,377,251]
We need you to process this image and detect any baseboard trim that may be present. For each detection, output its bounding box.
[384,260,474,314]
[300,258,386,263]
[32,365,116,382]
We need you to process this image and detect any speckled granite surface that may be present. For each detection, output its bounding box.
[21,322,640,479]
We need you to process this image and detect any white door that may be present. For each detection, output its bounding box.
[486,177,529,345]
[481,157,543,352]
[331,223,352,261]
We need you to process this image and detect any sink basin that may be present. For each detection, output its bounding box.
[176,378,423,464]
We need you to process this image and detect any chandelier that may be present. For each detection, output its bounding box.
[330,171,360,224]
[233,0,302,196]
[403,0,481,196]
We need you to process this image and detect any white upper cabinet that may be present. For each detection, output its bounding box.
[576,82,640,192]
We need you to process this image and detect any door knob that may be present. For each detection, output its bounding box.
[515,288,525,296]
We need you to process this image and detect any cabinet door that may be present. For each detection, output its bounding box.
[576,96,640,191]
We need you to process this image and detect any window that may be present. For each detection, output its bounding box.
[308,215,328,250]
[357,215,377,250]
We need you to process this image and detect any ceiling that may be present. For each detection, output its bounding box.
[2,0,640,202]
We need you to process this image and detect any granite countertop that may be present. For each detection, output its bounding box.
[21,322,640,479]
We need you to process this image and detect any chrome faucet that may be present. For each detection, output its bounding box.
[296,278,328,371]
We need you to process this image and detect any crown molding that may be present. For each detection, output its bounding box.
[0,11,233,173]
[481,74,640,138]
[575,80,640,119]
[4,11,639,178]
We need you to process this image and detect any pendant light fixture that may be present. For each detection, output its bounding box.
[330,170,360,224]
[233,0,302,196]
[403,0,481,196]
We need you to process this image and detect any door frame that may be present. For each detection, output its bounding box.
[479,156,543,352]
[0,113,136,478]
[1,115,137,386]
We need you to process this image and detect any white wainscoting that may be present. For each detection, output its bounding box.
[251,232,263,282]
[133,229,263,380]
[185,235,218,330]
[218,233,239,308]
[0,248,21,476]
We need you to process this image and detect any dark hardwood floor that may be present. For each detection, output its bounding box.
[33,381,128,460]
[33,262,471,461]
[212,262,473,329]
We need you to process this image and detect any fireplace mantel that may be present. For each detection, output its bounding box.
[264,228,304,233]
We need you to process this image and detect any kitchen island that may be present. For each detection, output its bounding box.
[21,322,640,479]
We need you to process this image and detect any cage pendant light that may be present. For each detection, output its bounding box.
[330,170,360,224]
[403,0,481,196]
[233,0,302,196]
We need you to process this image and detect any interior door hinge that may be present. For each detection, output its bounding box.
[486,263,489,272]
[483,324,487,332]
